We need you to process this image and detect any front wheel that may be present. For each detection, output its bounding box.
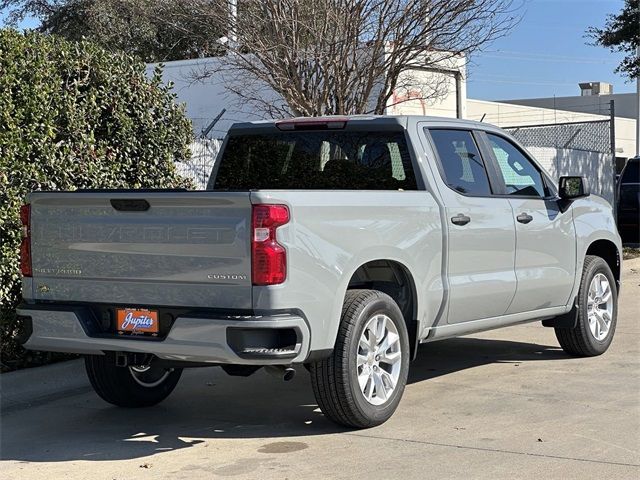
[555,255,618,357]
[310,289,410,428]
[85,355,182,407]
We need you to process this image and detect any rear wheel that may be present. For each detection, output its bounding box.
[555,255,618,357]
[84,355,182,407]
[310,289,410,428]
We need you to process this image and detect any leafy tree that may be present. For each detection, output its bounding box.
[0,0,226,62]
[588,0,639,79]
[0,29,193,370]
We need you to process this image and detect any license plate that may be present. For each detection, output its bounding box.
[116,308,159,335]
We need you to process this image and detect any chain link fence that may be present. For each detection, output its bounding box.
[503,119,616,206]
[504,119,612,154]
[175,138,223,189]
[174,111,227,189]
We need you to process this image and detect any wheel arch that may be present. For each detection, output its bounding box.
[544,238,621,330]
[345,259,420,360]
[586,239,621,289]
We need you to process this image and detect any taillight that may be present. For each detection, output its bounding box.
[252,204,289,285]
[20,204,32,277]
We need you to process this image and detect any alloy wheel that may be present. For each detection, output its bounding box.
[356,314,402,406]
[587,273,614,341]
[129,365,172,388]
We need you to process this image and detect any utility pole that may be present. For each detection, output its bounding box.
[610,99,617,218]
[229,0,238,51]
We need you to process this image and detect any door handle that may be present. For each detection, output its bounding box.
[110,199,150,211]
[516,213,533,224]
[451,213,471,226]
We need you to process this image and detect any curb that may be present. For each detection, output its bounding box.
[0,359,90,414]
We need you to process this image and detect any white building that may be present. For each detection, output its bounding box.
[148,54,467,133]
[500,82,637,121]
[148,54,467,188]
[151,58,634,157]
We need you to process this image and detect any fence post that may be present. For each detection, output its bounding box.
[609,100,617,219]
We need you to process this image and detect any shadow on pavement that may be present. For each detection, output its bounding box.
[0,336,568,463]
[409,336,567,384]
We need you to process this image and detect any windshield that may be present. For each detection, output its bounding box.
[211,131,418,190]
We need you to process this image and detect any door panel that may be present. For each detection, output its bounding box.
[506,198,576,313]
[425,128,517,324]
[482,132,577,314]
[445,197,517,323]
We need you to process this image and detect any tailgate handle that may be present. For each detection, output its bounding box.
[110,199,150,212]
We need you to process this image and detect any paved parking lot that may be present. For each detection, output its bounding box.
[1,258,639,480]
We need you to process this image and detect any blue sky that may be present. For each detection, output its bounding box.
[468,0,634,100]
[2,0,634,101]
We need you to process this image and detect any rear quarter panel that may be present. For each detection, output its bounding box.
[250,190,443,353]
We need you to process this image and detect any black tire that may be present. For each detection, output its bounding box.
[310,289,410,428]
[84,355,182,407]
[555,255,618,357]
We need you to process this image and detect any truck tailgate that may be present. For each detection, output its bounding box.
[27,191,252,309]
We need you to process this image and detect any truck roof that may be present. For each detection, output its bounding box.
[227,115,492,133]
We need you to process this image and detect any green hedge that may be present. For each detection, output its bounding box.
[0,29,193,371]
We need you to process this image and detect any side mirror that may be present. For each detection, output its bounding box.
[558,176,590,200]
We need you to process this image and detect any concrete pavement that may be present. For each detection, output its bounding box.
[1,259,639,479]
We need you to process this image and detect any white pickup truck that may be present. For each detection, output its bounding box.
[18,116,622,428]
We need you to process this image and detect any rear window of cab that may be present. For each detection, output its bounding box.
[212,131,418,191]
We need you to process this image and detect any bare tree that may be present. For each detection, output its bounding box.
[179,0,520,117]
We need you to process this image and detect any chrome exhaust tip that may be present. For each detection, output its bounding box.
[265,365,296,382]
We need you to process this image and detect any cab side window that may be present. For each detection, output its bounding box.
[429,129,492,196]
[487,133,547,198]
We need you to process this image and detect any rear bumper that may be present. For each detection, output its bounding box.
[17,304,311,365]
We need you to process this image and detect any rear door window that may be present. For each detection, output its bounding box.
[428,129,492,196]
[212,131,417,190]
